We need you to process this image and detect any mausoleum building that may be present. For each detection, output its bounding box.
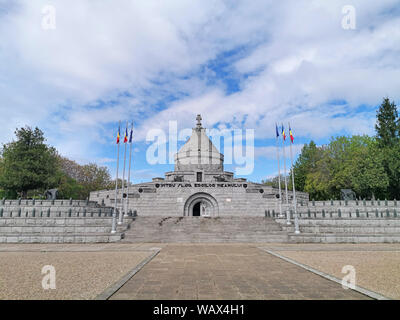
[90,115,308,216]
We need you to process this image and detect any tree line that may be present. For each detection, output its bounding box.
[0,127,120,199]
[269,98,399,200]
[1,97,398,200]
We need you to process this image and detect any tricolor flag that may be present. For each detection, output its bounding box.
[275,123,279,138]
[116,125,120,144]
[124,126,128,143]
[281,124,286,141]
[129,125,133,143]
[289,125,294,143]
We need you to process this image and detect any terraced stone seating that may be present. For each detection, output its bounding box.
[2,197,400,243]
[0,199,128,243]
[277,218,400,243]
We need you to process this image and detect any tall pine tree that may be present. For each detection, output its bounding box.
[375,97,399,148]
[375,98,400,199]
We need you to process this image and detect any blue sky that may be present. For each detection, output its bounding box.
[1,0,400,184]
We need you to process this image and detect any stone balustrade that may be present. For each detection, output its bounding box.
[0,198,113,218]
[266,207,399,219]
[300,199,398,207]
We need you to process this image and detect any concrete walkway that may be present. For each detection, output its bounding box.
[110,244,370,300]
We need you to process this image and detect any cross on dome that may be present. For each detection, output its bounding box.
[196,114,202,128]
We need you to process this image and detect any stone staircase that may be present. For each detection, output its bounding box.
[277,218,400,243]
[121,216,288,243]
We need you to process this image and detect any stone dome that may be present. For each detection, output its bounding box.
[174,115,224,172]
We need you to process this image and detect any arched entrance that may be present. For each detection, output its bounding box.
[183,192,219,217]
[193,202,201,216]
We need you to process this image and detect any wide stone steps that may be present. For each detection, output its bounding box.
[122,216,288,243]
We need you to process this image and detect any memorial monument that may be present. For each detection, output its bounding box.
[90,115,308,216]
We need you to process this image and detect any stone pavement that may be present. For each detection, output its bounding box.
[110,244,370,300]
[0,243,166,300]
[0,250,153,299]
[262,243,400,299]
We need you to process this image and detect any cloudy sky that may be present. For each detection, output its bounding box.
[1,0,399,182]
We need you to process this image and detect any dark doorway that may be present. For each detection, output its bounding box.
[193,202,201,216]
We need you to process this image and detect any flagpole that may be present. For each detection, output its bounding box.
[282,124,291,225]
[125,121,133,217]
[112,121,121,233]
[275,124,283,218]
[289,123,300,234]
[118,121,128,225]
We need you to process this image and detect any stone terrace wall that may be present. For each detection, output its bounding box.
[269,200,400,243]
[266,199,400,219]
[0,198,126,243]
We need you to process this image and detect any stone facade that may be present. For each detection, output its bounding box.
[90,115,309,216]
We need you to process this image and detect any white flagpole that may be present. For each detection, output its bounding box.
[125,121,133,217]
[112,121,121,233]
[282,124,291,225]
[118,121,128,225]
[275,124,283,218]
[289,123,300,234]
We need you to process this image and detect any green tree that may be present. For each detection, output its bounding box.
[375,98,400,199]
[375,98,399,148]
[303,146,332,200]
[0,127,59,198]
[297,135,389,200]
[57,156,112,199]
[79,163,112,196]
[350,139,389,199]
[292,141,323,192]
[57,173,85,199]
[385,143,400,199]
[348,137,389,199]
[262,175,292,190]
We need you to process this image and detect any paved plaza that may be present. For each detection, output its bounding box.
[1,243,399,300]
[110,244,369,300]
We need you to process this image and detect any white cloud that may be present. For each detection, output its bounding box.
[0,0,399,173]
[255,144,304,160]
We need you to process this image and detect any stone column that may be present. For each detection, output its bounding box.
[201,202,206,216]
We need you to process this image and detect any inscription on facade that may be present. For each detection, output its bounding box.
[155,183,247,188]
